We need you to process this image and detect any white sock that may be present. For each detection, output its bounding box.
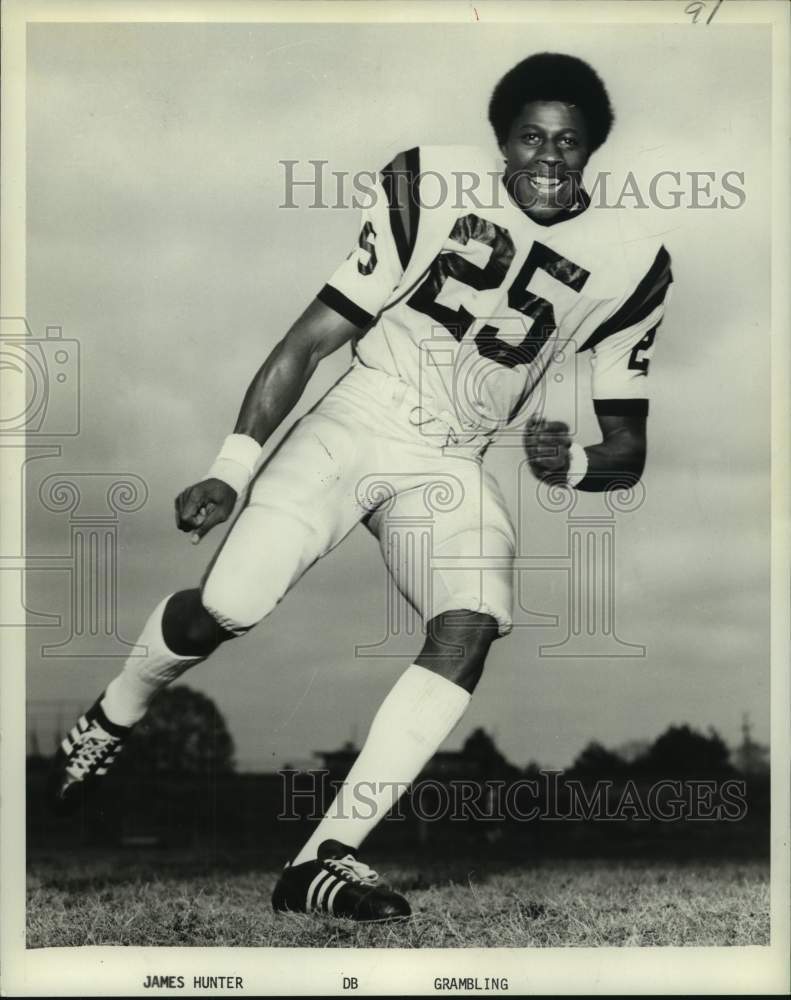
[292,664,471,865]
[100,595,203,727]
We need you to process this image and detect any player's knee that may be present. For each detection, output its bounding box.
[428,609,500,662]
[416,610,499,693]
[161,588,240,657]
[199,578,262,645]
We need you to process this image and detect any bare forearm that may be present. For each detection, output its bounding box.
[576,431,645,492]
[231,299,358,446]
[525,414,646,493]
[233,335,320,446]
[176,300,356,544]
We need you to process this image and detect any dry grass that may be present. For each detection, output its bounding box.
[27,849,769,949]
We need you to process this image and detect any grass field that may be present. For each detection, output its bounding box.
[27,848,769,948]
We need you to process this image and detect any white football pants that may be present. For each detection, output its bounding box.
[201,364,515,637]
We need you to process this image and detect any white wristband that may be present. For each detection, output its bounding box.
[566,442,589,488]
[206,433,262,496]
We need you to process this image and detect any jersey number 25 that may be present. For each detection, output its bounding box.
[406,213,590,369]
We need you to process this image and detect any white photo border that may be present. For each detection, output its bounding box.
[1,1,789,995]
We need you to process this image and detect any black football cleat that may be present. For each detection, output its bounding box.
[272,839,411,921]
[48,697,131,816]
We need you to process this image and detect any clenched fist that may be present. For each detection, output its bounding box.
[175,478,237,544]
[524,417,572,484]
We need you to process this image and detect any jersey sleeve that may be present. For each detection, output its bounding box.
[317,148,421,329]
[581,245,672,417]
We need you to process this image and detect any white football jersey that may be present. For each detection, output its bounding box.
[318,145,672,449]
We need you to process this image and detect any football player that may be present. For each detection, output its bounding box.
[50,53,671,921]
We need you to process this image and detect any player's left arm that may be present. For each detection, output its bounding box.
[526,243,671,491]
[524,409,645,492]
[584,409,646,488]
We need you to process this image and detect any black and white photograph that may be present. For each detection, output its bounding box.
[1,0,789,995]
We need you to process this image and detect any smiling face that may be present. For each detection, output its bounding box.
[501,100,591,222]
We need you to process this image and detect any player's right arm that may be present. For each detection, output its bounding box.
[175,149,416,542]
[233,299,360,445]
[174,300,361,542]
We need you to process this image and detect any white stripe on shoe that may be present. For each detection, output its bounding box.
[326,879,345,916]
[315,874,339,912]
[306,870,331,912]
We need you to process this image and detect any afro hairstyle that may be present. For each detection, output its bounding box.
[488,52,614,152]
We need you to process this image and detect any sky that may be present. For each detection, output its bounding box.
[23,21,772,771]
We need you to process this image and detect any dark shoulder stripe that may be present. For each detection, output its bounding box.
[381,147,421,271]
[317,284,374,330]
[579,246,672,353]
[594,398,649,418]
